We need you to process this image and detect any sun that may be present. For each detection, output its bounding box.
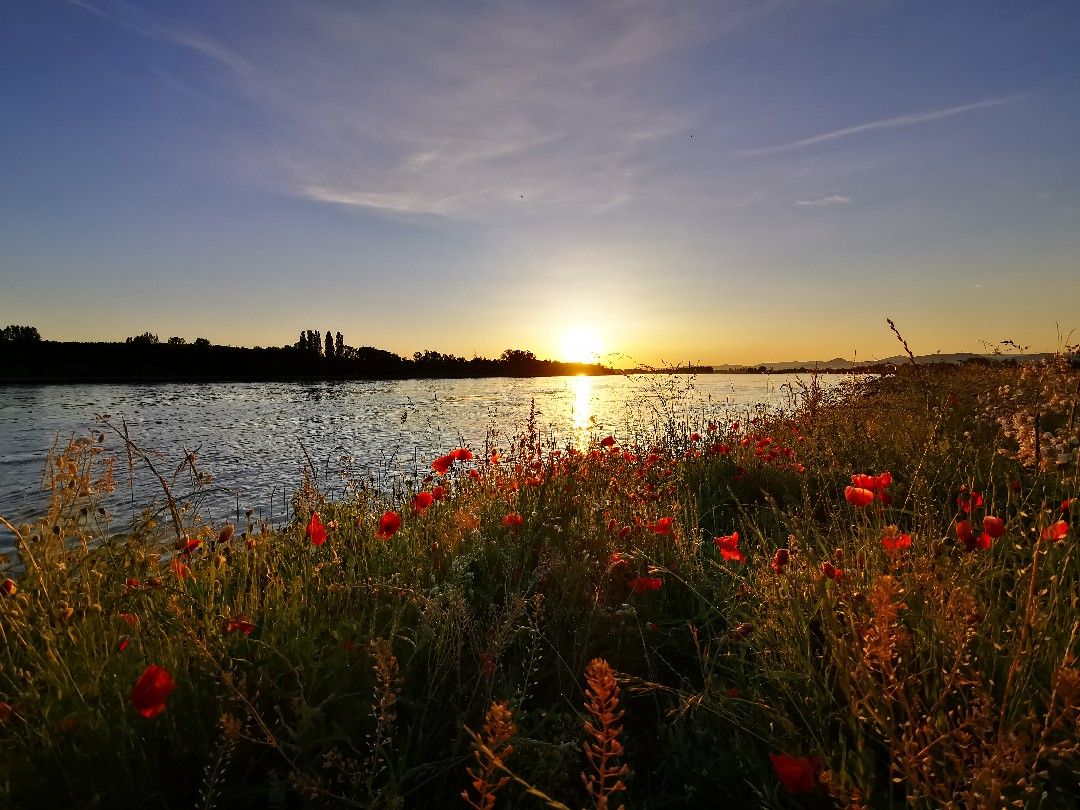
[560,328,604,364]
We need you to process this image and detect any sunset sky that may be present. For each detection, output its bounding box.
[2,1,1078,365]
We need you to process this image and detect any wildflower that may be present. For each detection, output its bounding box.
[689,432,701,442]
[714,532,744,562]
[501,512,523,528]
[117,638,129,652]
[877,491,893,506]
[600,436,616,448]
[451,447,474,461]
[627,576,663,593]
[131,664,176,719]
[180,538,200,556]
[125,577,140,589]
[412,491,434,514]
[431,485,447,501]
[171,558,190,579]
[982,515,1005,539]
[771,548,789,573]
[955,519,973,546]
[882,526,911,551]
[649,517,674,535]
[306,512,327,546]
[957,490,984,514]
[467,469,481,480]
[223,617,255,636]
[821,562,843,581]
[1,579,16,598]
[769,752,818,794]
[608,552,629,572]
[432,454,454,476]
[376,511,401,539]
[1062,499,1073,512]
[1043,520,1069,542]
[844,486,874,507]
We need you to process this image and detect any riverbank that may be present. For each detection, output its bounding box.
[1,356,1078,807]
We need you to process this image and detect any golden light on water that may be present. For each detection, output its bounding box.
[570,373,594,450]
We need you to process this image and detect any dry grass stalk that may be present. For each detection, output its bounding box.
[462,701,517,809]
[582,658,629,810]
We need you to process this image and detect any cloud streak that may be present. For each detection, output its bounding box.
[795,195,850,207]
[735,96,1023,157]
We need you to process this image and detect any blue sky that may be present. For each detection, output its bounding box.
[2,1,1078,364]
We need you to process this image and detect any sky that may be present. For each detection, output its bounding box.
[1,1,1078,366]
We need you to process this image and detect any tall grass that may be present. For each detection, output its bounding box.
[1,355,1078,808]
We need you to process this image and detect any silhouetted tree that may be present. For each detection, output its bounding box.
[335,331,344,358]
[325,331,334,359]
[126,332,159,345]
[297,331,308,352]
[167,336,186,345]
[0,325,42,343]
[194,337,210,348]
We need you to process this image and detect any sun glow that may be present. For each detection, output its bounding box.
[559,328,604,364]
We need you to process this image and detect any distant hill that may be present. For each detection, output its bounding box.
[713,352,1055,372]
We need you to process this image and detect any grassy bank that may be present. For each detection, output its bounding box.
[1,357,1078,808]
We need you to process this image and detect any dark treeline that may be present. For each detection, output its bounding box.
[0,326,614,383]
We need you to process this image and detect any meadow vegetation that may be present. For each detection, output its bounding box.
[1,353,1079,808]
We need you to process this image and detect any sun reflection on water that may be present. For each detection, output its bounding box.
[570,374,594,450]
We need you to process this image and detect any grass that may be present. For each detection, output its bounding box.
[1,354,1079,808]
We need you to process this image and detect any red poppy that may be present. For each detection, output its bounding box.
[376,511,402,539]
[877,491,893,506]
[223,617,255,636]
[306,512,327,546]
[125,577,140,589]
[714,532,744,563]
[844,486,874,507]
[171,558,190,580]
[412,491,434,514]
[973,532,993,551]
[982,515,1005,539]
[771,548,789,573]
[1062,499,1073,512]
[627,576,663,593]
[1042,520,1069,542]
[955,519,973,547]
[467,469,481,480]
[501,511,524,527]
[649,517,674,535]
[432,454,454,476]
[821,562,843,581]
[881,528,911,551]
[117,638,129,652]
[957,490,984,513]
[131,664,176,719]
[608,552,630,572]
[180,538,201,556]
[769,752,817,794]
[451,447,474,461]
[0,579,15,598]
[689,432,701,442]
[600,436,616,448]
[431,485,447,501]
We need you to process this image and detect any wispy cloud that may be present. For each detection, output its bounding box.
[795,195,850,207]
[735,96,1023,157]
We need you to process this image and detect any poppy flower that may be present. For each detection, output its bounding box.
[376,511,401,539]
[957,490,984,513]
[502,511,524,527]
[412,491,434,514]
[771,548,789,574]
[769,752,817,794]
[881,527,911,551]
[973,532,993,551]
[131,664,176,719]
[171,558,190,579]
[125,577,140,589]
[649,517,674,535]
[689,432,701,442]
[982,515,1005,539]
[608,552,629,572]
[117,638,130,652]
[223,617,255,636]
[714,532,744,563]
[431,485,446,501]
[821,562,843,581]
[1042,520,1069,542]
[1,579,16,598]
[844,486,874,507]
[600,436,616,448]
[627,576,663,593]
[451,447,474,461]
[306,512,327,546]
[467,469,481,480]
[955,519,975,550]
[1062,499,1073,512]
[877,491,893,506]
[432,454,454,476]
[180,538,201,556]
